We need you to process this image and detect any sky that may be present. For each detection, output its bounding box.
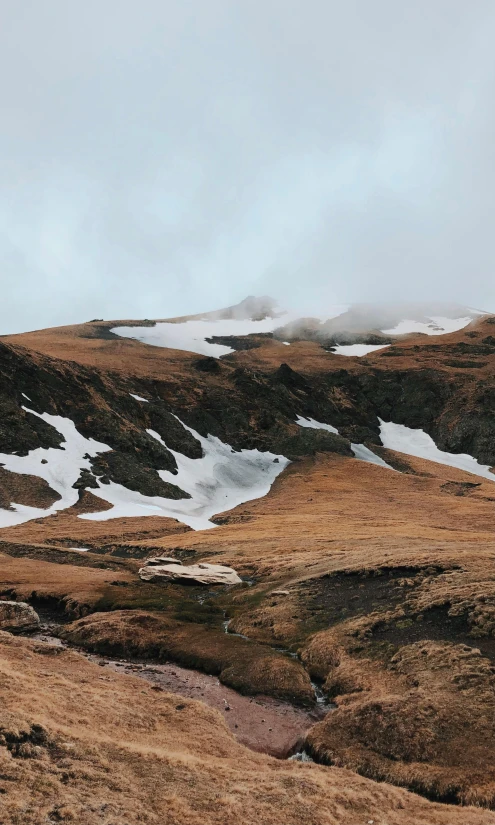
[1,1,495,334]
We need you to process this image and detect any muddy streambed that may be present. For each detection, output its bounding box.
[29,623,331,759]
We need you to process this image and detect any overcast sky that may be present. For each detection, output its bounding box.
[1,1,495,333]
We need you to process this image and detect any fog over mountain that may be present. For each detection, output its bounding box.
[1,1,495,333]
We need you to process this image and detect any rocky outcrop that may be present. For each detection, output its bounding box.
[139,561,242,585]
[0,600,40,633]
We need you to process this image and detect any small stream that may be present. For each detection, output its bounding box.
[24,606,333,760]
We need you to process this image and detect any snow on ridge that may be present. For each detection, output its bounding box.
[111,306,349,358]
[381,315,475,337]
[113,317,286,358]
[379,420,495,481]
[129,393,149,402]
[331,344,390,357]
[296,416,394,470]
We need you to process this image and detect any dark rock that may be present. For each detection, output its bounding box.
[90,452,190,500]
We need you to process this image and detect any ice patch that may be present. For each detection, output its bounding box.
[129,393,149,402]
[332,344,390,357]
[382,316,474,336]
[379,420,495,481]
[296,416,394,470]
[82,419,289,530]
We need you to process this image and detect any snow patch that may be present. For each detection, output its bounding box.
[111,307,348,359]
[0,410,289,531]
[0,409,111,528]
[82,419,289,530]
[379,420,495,481]
[129,393,149,402]
[382,316,474,336]
[331,344,390,357]
[296,415,338,435]
[296,416,394,470]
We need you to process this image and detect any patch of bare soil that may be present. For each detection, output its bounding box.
[90,655,326,758]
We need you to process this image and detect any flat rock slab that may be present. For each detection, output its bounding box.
[145,556,182,566]
[0,600,40,633]
[139,561,242,586]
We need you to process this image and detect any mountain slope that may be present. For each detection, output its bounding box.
[1,298,495,820]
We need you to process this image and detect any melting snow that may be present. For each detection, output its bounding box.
[0,409,289,531]
[0,408,111,528]
[129,393,149,402]
[331,344,390,357]
[113,317,288,358]
[111,307,348,359]
[83,421,289,530]
[296,416,394,470]
[296,415,338,434]
[379,420,495,481]
[381,316,474,336]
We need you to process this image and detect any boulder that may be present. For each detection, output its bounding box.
[139,562,242,586]
[145,556,182,566]
[0,600,40,633]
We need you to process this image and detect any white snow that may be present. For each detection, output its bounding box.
[0,408,111,528]
[69,547,89,552]
[111,307,348,359]
[282,341,291,346]
[21,393,31,401]
[0,409,289,532]
[381,316,474,336]
[332,344,390,357]
[113,317,288,358]
[129,393,149,402]
[349,442,393,469]
[379,419,495,481]
[82,420,289,530]
[296,415,338,434]
[296,416,394,470]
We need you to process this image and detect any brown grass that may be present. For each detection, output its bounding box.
[1,631,493,825]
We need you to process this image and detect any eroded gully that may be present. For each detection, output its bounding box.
[25,610,333,761]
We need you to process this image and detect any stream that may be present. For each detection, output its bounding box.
[26,608,333,760]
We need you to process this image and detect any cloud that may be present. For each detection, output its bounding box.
[1,0,494,332]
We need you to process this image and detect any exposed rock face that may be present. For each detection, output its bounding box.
[0,600,40,633]
[139,561,242,585]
